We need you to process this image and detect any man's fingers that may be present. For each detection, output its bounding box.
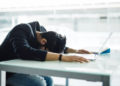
[82,50,91,54]
[73,59,83,63]
[78,49,92,54]
[73,57,89,62]
[80,57,89,62]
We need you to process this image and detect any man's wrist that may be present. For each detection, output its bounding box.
[58,54,62,61]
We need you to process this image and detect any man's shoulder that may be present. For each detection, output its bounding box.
[29,21,47,32]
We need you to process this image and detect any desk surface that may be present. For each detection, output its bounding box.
[0,51,120,86]
[0,51,120,77]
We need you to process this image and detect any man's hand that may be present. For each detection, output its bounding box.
[62,55,89,63]
[76,49,92,54]
[66,47,92,54]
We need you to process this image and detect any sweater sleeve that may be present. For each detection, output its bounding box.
[64,47,69,53]
[10,24,47,61]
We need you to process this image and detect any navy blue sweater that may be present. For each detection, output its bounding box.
[0,21,47,61]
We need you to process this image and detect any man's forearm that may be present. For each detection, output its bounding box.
[65,47,77,53]
[45,52,60,61]
[45,51,89,62]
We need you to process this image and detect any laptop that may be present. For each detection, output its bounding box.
[93,32,112,55]
[67,32,112,61]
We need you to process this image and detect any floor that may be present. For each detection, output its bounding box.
[53,77,102,86]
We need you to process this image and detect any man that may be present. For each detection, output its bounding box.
[0,21,91,86]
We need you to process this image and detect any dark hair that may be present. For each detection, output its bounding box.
[41,31,66,53]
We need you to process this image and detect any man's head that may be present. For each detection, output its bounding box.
[36,31,66,53]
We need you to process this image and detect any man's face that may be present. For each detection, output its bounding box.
[38,37,49,51]
[38,38,48,50]
[36,31,48,50]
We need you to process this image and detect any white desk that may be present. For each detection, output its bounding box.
[0,32,120,86]
[0,51,120,86]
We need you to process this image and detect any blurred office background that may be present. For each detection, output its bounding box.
[0,0,120,86]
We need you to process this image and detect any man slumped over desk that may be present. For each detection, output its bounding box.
[0,21,92,86]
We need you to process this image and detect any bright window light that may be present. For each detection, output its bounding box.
[0,0,120,9]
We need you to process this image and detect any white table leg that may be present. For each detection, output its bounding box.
[0,70,6,86]
[66,78,69,86]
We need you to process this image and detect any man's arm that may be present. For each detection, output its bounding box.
[65,47,92,54]
[45,52,89,63]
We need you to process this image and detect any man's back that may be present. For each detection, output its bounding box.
[0,21,47,61]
